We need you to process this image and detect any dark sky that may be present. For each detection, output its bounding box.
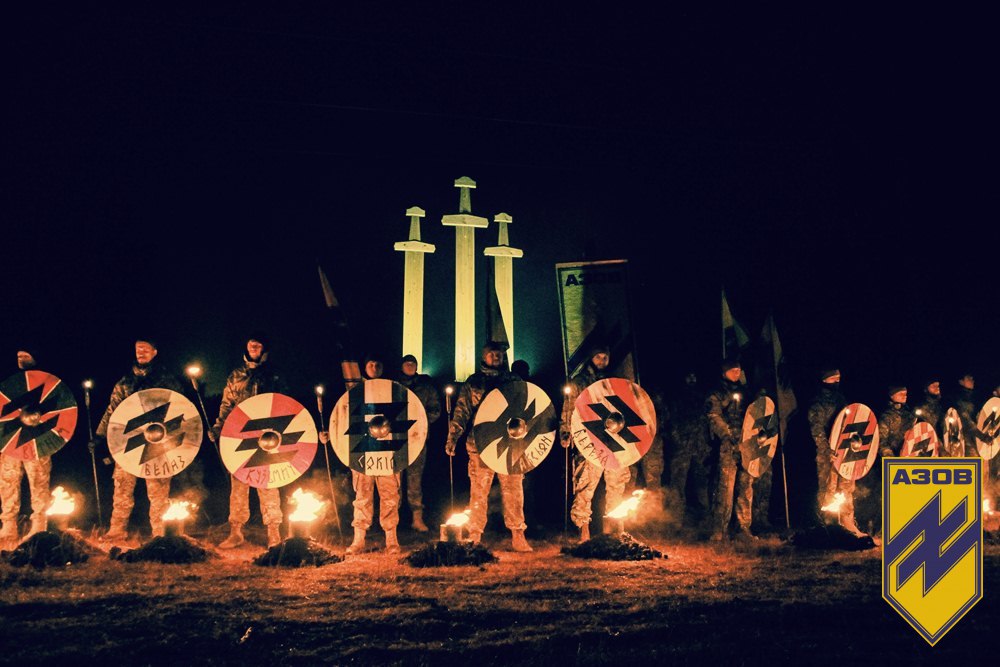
[5,6,998,407]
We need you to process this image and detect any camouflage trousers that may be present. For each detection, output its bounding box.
[0,455,51,527]
[715,447,753,533]
[633,434,664,491]
[228,477,282,526]
[570,455,631,528]
[110,464,171,535]
[404,447,426,512]
[668,446,710,521]
[817,449,856,526]
[351,471,400,531]
[467,449,526,533]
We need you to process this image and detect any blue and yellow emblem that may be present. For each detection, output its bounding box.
[883,458,982,645]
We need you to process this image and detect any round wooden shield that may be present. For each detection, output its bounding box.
[740,396,778,478]
[976,397,1000,460]
[901,421,940,457]
[0,371,78,461]
[107,388,202,478]
[329,378,427,476]
[829,403,880,481]
[472,381,558,475]
[942,407,965,457]
[220,393,318,489]
[570,378,656,471]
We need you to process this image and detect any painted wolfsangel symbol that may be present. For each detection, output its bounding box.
[0,371,78,460]
[902,421,940,458]
[883,458,982,646]
[107,388,201,478]
[740,396,779,478]
[570,378,656,471]
[330,378,427,476]
[472,381,558,475]
[220,393,318,489]
[942,407,965,457]
[830,403,880,480]
[975,397,1000,460]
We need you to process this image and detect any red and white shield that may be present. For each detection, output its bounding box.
[830,403,880,480]
[0,371,77,461]
[570,378,656,471]
[107,388,202,478]
[976,397,1000,460]
[943,407,965,457]
[901,421,940,457]
[220,393,318,489]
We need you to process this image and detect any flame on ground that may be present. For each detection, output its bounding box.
[821,492,846,513]
[605,490,645,520]
[162,500,195,521]
[445,510,471,527]
[289,488,326,522]
[46,486,75,516]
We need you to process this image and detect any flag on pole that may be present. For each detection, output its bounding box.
[317,264,361,389]
[758,313,798,441]
[721,288,750,361]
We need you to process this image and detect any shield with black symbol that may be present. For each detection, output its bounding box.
[570,378,656,471]
[107,388,202,478]
[472,381,558,475]
[0,371,78,460]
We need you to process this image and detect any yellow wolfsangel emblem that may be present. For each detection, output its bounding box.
[883,458,982,645]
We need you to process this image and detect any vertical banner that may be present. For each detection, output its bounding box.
[555,260,638,382]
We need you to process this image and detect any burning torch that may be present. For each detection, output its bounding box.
[186,364,221,461]
[162,499,196,537]
[82,379,102,525]
[563,383,572,536]
[315,384,342,540]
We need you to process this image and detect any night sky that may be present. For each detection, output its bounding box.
[5,9,997,512]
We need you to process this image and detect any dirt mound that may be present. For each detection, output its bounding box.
[561,533,666,561]
[254,537,343,567]
[3,530,99,568]
[403,541,498,567]
[111,535,219,563]
[791,525,876,551]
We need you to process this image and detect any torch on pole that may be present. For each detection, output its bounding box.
[82,379,103,526]
[315,385,343,540]
[563,383,572,537]
[186,365,222,463]
[445,385,455,513]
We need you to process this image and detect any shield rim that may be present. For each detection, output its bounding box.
[107,388,203,479]
[830,402,880,480]
[0,370,78,461]
[472,380,557,475]
[570,377,656,470]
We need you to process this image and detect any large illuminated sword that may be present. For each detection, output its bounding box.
[394,206,435,373]
[442,177,488,381]
[484,213,523,363]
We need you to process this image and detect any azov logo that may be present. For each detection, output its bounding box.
[891,468,973,485]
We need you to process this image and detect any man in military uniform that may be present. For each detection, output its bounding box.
[446,341,532,551]
[879,385,916,458]
[949,374,979,456]
[93,338,184,541]
[396,354,441,532]
[634,387,665,502]
[208,335,285,549]
[560,345,632,542]
[0,348,52,549]
[706,359,755,541]
[666,372,710,528]
[808,367,862,534]
[913,378,943,436]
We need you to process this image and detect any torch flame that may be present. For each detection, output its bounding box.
[821,492,846,513]
[984,499,993,515]
[289,488,326,522]
[605,490,645,519]
[445,509,471,527]
[162,500,195,521]
[46,486,76,516]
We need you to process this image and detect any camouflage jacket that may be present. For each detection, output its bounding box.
[807,385,846,454]
[705,379,746,450]
[668,384,709,455]
[95,362,185,437]
[950,387,978,451]
[446,363,518,451]
[913,393,942,435]
[210,356,287,440]
[878,402,916,456]
[397,372,441,424]
[560,362,611,438]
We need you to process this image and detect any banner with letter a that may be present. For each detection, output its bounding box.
[883,458,982,645]
[555,260,638,382]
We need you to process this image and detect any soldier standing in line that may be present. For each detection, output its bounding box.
[666,371,710,530]
[706,359,756,542]
[396,354,441,533]
[913,378,943,436]
[949,373,979,456]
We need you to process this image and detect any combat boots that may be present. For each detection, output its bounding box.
[266,525,281,547]
[27,515,47,538]
[579,524,590,543]
[411,510,429,532]
[102,520,128,542]
[385,528,400,554]
[346,528,367,554]
[511,529,533,552]
[219,523,245,549]
[0,522,17,551]
[469,530,483,545]
[839,515,863,537]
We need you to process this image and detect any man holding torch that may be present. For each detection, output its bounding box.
[706,358,755,542]
[808,367,860,534]
[209,334,286,549]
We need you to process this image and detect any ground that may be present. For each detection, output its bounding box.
[0,527,995,665]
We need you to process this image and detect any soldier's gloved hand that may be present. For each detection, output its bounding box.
[445,440,456,457]
[318,431,330,445]
[87,439,97,454]
[207,430,218,444]
[560,431,572,448]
